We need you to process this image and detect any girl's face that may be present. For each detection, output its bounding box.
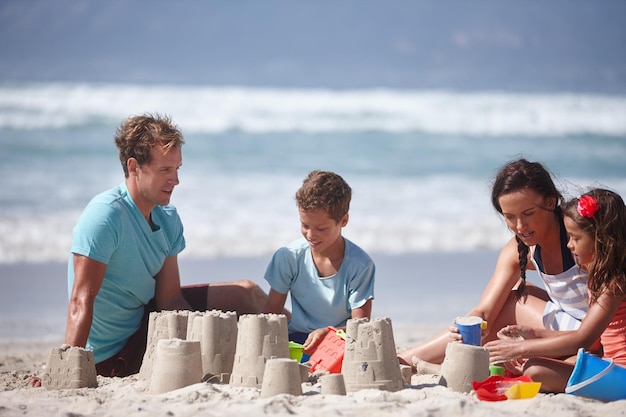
[564,216,595,268]
[498,188,557,247]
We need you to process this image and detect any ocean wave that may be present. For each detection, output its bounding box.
[3,173,626,264]
[1,83,625,136]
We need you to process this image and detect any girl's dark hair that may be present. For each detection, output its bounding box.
[563,189,626,303]
[491,159,564,301]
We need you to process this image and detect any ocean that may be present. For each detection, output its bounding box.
[1,82,625,340]
[1,82,626,264]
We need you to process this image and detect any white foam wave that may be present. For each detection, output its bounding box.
[3,174,625,264]
[1,83,625,136]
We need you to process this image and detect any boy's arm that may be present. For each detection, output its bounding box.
[351,298,373,319]
[262,288,288,314]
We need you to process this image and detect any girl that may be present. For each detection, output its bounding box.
[485,189,626,392]
[399,159,590,368]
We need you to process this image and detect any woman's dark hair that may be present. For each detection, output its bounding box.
[491,159,563,301]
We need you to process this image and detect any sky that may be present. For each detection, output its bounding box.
[0,0,625,92]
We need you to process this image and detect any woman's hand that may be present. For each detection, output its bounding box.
[447,324,463,343]
[303,327,329,354]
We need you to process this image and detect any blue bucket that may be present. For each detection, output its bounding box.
[565,348,626,402]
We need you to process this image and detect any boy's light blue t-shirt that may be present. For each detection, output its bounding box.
[68,183,185,363]
[264,237,375,334]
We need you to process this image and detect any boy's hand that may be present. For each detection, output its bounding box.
[303,327,329,354]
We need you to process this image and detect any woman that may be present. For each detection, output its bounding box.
[398,159,589,368]
[485,189,626,392]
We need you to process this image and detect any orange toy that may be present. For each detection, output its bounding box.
[308,326,346,374]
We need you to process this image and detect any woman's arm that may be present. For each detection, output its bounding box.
[398,238,529,365]
[464,237,531,336]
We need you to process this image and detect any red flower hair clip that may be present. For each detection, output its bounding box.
[577,195,598,219]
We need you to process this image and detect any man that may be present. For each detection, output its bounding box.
[63,113,269,378]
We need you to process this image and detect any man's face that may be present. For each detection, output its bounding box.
[134,144,182,212]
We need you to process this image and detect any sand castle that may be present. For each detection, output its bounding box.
[149,338,203,394]
[440,342,490,393]
[341,317,404,392]
[42,312,411,397]
[229,313,291,388]
[41,344,97,390]
[139,309,239,393]
[139,310,190,380]
[187,310,238,383]
[260,358,304,398]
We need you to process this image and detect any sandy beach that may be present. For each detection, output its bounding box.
[1,253,625,416]
[2,332,625,417]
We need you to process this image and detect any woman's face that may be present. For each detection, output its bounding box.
[498,188,557,247]
[564,216,595,268]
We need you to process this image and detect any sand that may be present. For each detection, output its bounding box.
[2,254,625,416]
[2,332,626,417]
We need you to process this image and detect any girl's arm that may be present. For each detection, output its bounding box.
[485,292,622,363]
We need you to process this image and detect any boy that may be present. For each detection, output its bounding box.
[262,170,375,355]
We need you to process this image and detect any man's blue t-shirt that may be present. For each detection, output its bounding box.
[264,237,375,334]
[68,183,185,363]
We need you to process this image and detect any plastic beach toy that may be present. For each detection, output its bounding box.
[308,326,346,374]
[472,375,539,401]
[489,365,505,376]
[454,316,487,346]
[504,381,542,399]
[289,341,304,362]
[565,348,626,402]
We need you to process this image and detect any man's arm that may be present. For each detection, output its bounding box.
[65,254,107,347]
[154,255,191,311]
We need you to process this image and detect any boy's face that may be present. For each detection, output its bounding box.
[299,208,348,254]
[564,216,594,268]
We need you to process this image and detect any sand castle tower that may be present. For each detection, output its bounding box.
[440,342,490,393]
[229,313,290,388]
[187,310,238,383]
[341,317,404,392]
[42,345,98,389]
[149,338,203,394]
[259,358,304,397]
[139,310,190,380]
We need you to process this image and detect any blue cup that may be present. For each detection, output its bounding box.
[454,316,485,346]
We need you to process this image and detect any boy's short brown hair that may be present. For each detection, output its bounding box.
[295,170,351,222]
